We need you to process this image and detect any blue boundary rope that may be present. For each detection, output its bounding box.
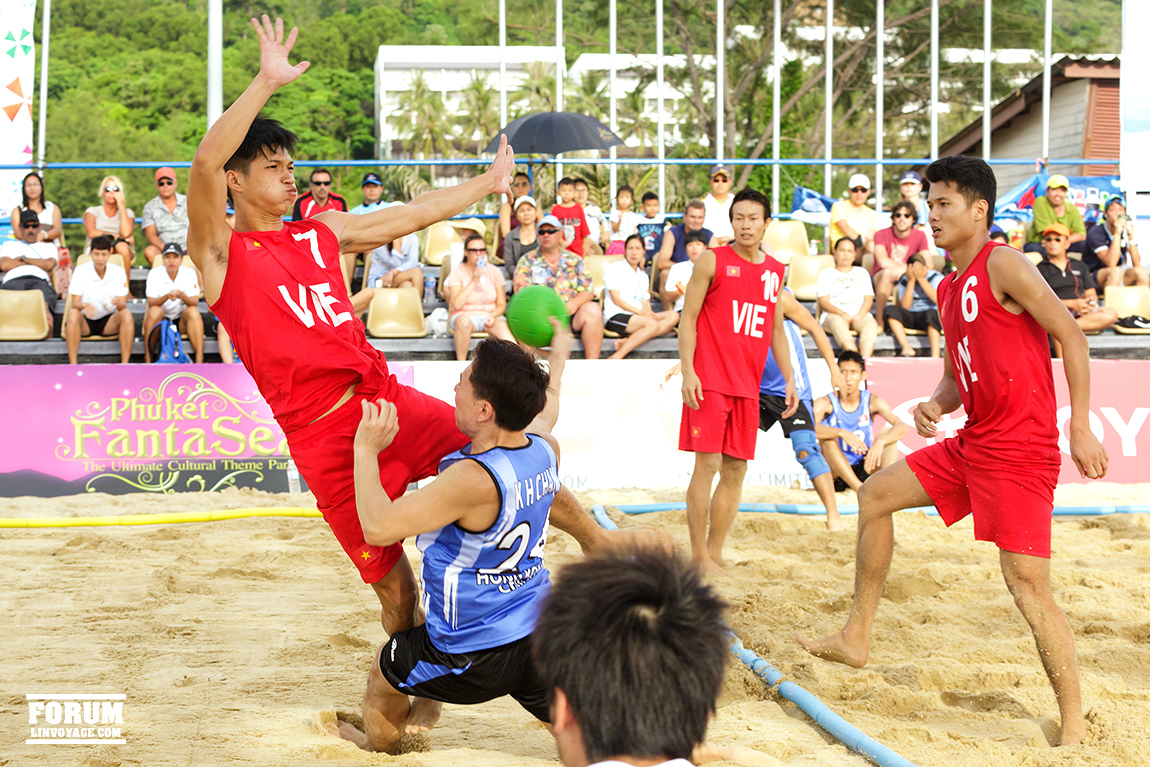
[616,503,1150,517]
[589,504,920,767]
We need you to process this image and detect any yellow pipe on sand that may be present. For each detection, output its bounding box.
[0,508,322,529]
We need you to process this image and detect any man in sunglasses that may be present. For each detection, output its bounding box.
[872,199,930,328]
[0,208,58,328]
[1036,223,1118,351]
[829,173,880,262]
[701,164,734,245]
[142,167,190,267]
[292,167,348,220]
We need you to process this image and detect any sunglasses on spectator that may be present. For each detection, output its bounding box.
[711,175,729,182]
[1042,235,1064,242]
[24,222,40,228]
[538,228,560,235]
[851,187,868,193]
[892,212,914,219]
[157,178,174,186]
[311,180,331,186]
[104,185,120,192]
[465,247,488,253]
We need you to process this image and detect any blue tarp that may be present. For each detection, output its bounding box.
[995,172,1123,226]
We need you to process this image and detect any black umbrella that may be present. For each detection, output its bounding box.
[484,111,626,156]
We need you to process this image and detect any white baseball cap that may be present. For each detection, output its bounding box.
[513,195,538,211]
[848,173,871,190]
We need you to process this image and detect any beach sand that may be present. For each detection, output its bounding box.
[3,482,1149,766]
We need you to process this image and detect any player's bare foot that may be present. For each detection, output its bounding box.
[1060,720,1088,746]
[693,556,726,578]
[693,741,776,765]
[325,719,372,750]
[797,629,869,668]
[404,696,442,734]
[825,515,845,532]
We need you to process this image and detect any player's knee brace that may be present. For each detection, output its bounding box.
[791,430,830,479]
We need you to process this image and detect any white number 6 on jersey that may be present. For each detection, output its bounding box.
[961,276,979,322]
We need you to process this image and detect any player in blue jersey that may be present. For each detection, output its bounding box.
[329,324,572,753]
[813,351,907,493]
[759,289,848,530]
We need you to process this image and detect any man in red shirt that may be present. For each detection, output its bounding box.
[799,155,1109,746]
[186,16,632,736]
[292,167,348,220]
[678,188,795,576]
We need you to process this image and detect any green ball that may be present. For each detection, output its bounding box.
[506,285,569,347]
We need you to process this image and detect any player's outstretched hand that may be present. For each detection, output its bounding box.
[682,369,704,410]
[1070,423,1108,480]
[486,134,515,199]
[251,15,310,88]
[548,316,573,361]
[355,398,399,455]
[913,400,942,438]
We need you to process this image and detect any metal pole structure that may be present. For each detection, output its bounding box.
[930,0,938,159]
[35,0,51,168]
[982,0,992,159]
[824,0,833,200]
[657,0,666,202]
[716,0,725,164]
[556,0,564,180]
[208,0,222,127]
[499,0,507,131]
[1041,0,1052,163]
[609,0,617,197]
[771,0,781,216]
[874,0,884,212]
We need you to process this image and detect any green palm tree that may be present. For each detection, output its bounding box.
[456,72,500,154]
[617,73,656,151]
[395,71,452,181]
[567,70,607,122]
[512,61,556,116]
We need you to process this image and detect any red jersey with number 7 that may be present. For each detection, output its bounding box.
[692,245,785,399]
[936,241,1059,465]
[210,219,393,433]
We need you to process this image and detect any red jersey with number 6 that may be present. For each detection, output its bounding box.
[210,219,392,433]
[692,245,785,399]
[936,241,1059,465]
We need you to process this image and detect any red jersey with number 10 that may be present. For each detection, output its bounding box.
[936,241,1059,465]
[210,219,392,433]
[692,245,785,399]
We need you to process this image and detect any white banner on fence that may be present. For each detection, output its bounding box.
[411,359,835,492]
[0,0,37,219]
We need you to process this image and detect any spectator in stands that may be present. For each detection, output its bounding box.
[663,229,708,313]
[702,164,734,245]
[66,235,133,364]
[350,172,419,266]
[83,175,135,272]
[351,172,419,294]
[989,225,1009,245]
[897,171,931,237]
[829,174,879,262]
[10,171,63,247]
[503,195,540,278]
[872,200,930,328]
[1036,223,1118,355]
[292,167,347,220]
[552,177,594,256]
[1,209,58,328]
[142,167,189,266]
[498,170,533,251]
[635,191,666,266]
[574,178,610,253]
[817,237,879,358]
[513,214,603,359]
[814,350,907,493]
[1084,197,1149,288]
[143,243,204,363]
[444,233,514,361]
[607,185,640,255]
[1026,175,1086,256]
[886,252,943,358]
[602,234,679,359]
[655,199,714,308]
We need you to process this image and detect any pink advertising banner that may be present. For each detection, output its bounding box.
[866,359,1149,485]
[0,364,413,497]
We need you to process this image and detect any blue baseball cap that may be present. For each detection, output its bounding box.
[361,172,383,186]
[710,164,731,179]
[899,170,921,184]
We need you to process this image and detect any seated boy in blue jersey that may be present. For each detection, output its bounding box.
[333,322,572,753]
[760,289,848,530]
[813,351,908,493]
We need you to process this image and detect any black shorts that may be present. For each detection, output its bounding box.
[84,312,114,336]
[379,623,550,722]
[884,305,940,332]
[759,395,816,436]
[604,312,632,335]
[833,461,870,492]
[1,276,57,308]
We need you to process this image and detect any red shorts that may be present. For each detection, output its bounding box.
[286,381,468,583]
[906,437,1059,558]
[679,390,758,460]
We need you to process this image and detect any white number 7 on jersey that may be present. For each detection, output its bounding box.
[292,229,326,269]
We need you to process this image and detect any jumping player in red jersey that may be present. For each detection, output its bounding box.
[186,16,629,737]
[799,155,1108,746]
[678,188,796,576]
